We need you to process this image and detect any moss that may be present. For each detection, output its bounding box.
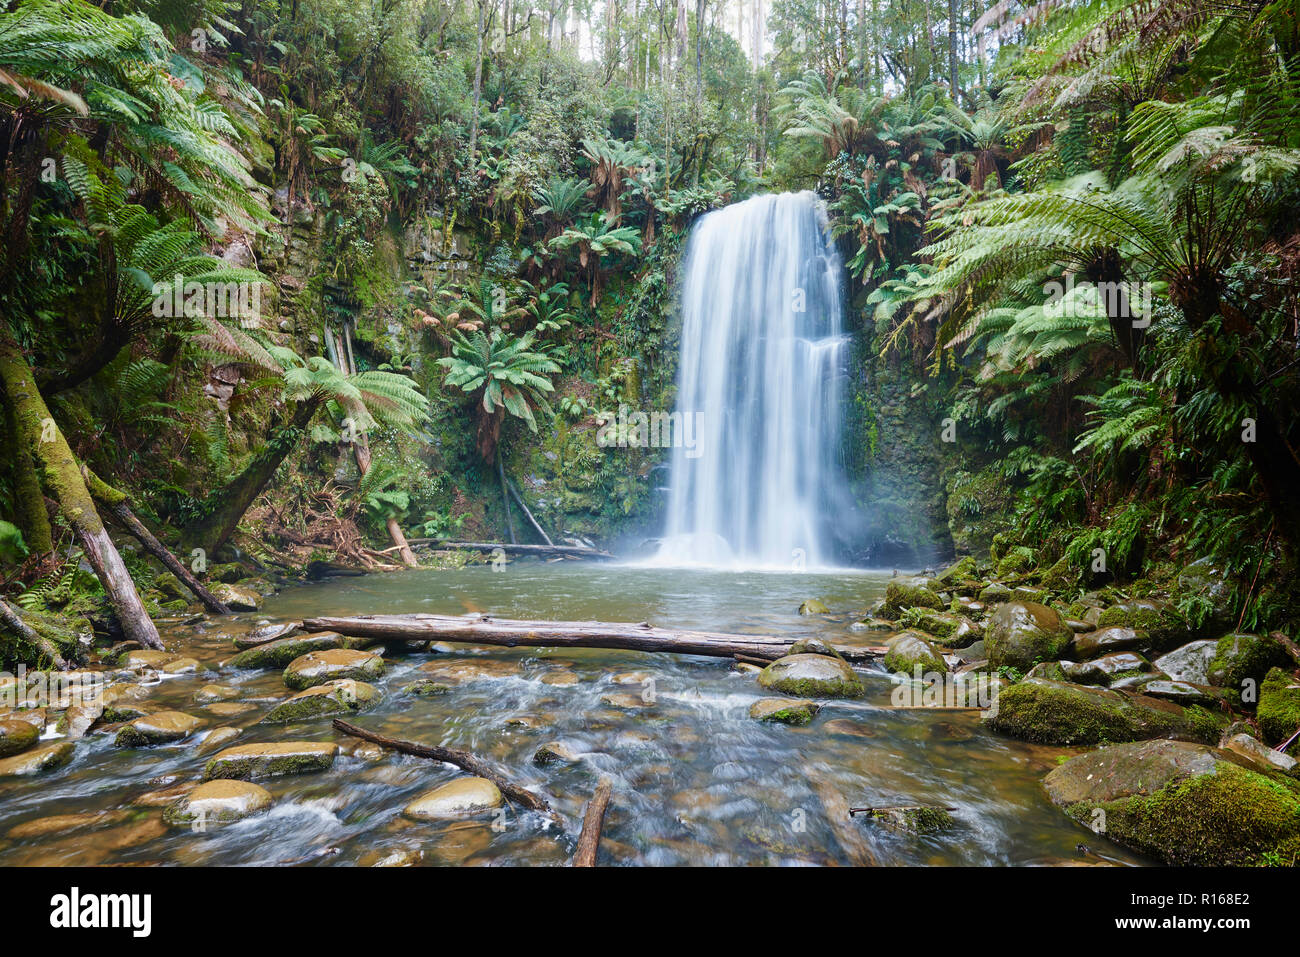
[1258,668,1300,745]
[1096,600,1189,648]
[985,680,1193,745]
[884,577,944,615]
[883,632,948,675]
[1207,634,1290,698]
[1066,761,1300,866]
[994,546,1036,579]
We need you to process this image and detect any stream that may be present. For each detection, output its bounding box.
[0,564,1147,866]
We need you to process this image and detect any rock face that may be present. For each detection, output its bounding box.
[114,711,204,748]
[757,654,864,698]
[1258,668,1300,745]
[163,780,274,828]
[1071,626,1145,660]
[230,632,344,669]
[984,602,1071,671]
[1153,639,1218,684]
[984,679,1218,745]
[0,740,74,777]
[403,777,503,819]
[882,631,948,675]
[204,741,339,780]
[283,648,384,690]
[1043,739,1300,866]
[749,698,820,725]
[0,718,39,758]
[261,679,383,723]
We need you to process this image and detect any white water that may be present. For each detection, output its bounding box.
[651,191,850,569]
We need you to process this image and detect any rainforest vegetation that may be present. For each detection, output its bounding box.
[1,0,1298,663]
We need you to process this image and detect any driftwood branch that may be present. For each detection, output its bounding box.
[303,613,877,663]
[572,777,613,867]
[107,500,231,614]
[332,719,551,813]
[507,479,554,546]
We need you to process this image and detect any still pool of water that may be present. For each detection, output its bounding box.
[0,564,1145,866]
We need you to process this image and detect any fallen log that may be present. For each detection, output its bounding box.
[332,719,551,814]
[572,777,613,867]
[415,541,616,560]
[0,597,69,670]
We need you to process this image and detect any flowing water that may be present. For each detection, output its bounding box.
[652,191,854,569]
[0,565,1144,866]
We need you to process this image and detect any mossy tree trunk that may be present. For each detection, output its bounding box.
[181,396,321,554]
[1,390,54,556]
[0,323,163,650]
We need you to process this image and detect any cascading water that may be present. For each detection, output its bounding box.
[651,191,851,569]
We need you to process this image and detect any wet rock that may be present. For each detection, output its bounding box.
[1043,739,1300,865]
[1096,600,1188,649]
[193,684,240,704]
[56,698,104,739]
[261,679,383,723]
[362,847,424,867]
[822,718,876,738]
[503,714,542,729]
[0,740,74,776]
[0,717,40,757]
[207,702,257,717]
[610,671,653,685]
[749,698,820,725]
[1173,557,1232,634]
[901,610,982,647]
[204,741,339,780]
[1152,639,1218,685]
[114,711,204,747]
[985,602,1071,671]
[798,598,830,615]
[849,617,895,632]
[984,678,1219,745]
[884,576,944,613]
[405,679,453,697]
[196,726,242,756]
[283,648,384,690]
[883,631,948,675]
[120,649,177,670]
[402,777,503,819]
[533,741,583,765]
[7,810,131,840]
[162,657,200,674]
[1060,652,1151,686]
[994,546,1035,578]
[233,621,302,649]
[416,658,521,686]
[1139,680,1227,707]
[213,583,260,611]
[132,780,199,807]
[0,708,46,731]
[936,556,978,584]
[757,654,864,698]
[539,668,580,686]
[866,806,957,833]
[977,582,1011,603]
[788,638,844,659]
[163,779,274,827]
[1258,668,1300,745]
[1206,633,1290,695]
[230,631,344,669]
[1070,625,1146,660]
[600,692,653,710]
[1220,732,1297,774]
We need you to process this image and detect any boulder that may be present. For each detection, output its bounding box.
[213,583,260,612]
[1258,667,1300,745]
[757,654,864,698]
[402,777,503,820]
[1220,732,1297,774]
[1139,680,1228,708]
[797,599,830,615]
[416,658,522,686]
[1206,633,1290,696]
[749,698,820,725]
[203,741,338,780]
[1096,599,1189,649]
[163,780,274,828]
[193,684,240,704]
[533,740,584,765]
[0,717,39,758]
[882,631,948,675]
[1043,739,1300,866]
[977,582,1011,603]
[787,638,844,660]
[233,622,301,649]
[985,602,1071,671]
[195,726,242,756]
[984,678,1220,745]
[0,740,74,777]
[884,576,943,613]
[901,609,982,646]
[230,632,345,669]
[283,648,384,690]
[1060,652,1150,686]
[261,679,383,723]
[1070,626,1146,660]
[1152,639,1218,685]
[114,711,204,748]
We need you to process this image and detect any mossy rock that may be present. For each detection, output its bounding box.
[867,806,957,834]
[757,654,864,699]
[0,718,39,758]
[260,679,383,724]
[787,638,845,661]
[283,648,384,690]
[984,678,1220,746]
[229,631,344,669]
[883,631,948,675]
[153,571,187,602]
[1096,599,1189,650]
[162,779,273,828]
[901,608,982,647]
[1060,651,1151,686]
[203,741,338,780]
[1173,557,1233,636]
[749,698,820,725]
[1258,668,1300,746]
[977,582,1011,603]
[883,576,943,615]
[935,555,977,584]
[1045,739,1300,866]
[985,601,1071,671]
[1206,633,1290,700]
[1070,625,1147,660]
[114,711,204,748]
[994,546,1036,579]
[797,599,830,615]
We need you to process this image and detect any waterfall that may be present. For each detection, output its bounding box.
[650,191,850,569]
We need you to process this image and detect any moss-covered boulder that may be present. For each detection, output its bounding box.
[757,654,864,698]
[261,679,383,724]
[230,631,344,669]
[797,599,830,615]
[935,555,978,585]
[1206,633,1290,697]
[994,546,1036,579]
[984,678,1220,745]
[1096,599,1188,649]
[749,698,820,725]
[883,631,948,675]
[232,621,302,650]
[1069,626,1146,660]
[283,648,384,690]
[985,602,1071,671]
[212,583,260,612]
[1173,557,1233,636]
[787,638,843,660]
[114,711,204,748]
[901,609,982,647]
[203,741,338,780]
[0,718,39,758]
[162,779,273,828]
[0,740,74,777]
[1044,739,1300,866]
[1258,668,1300,746]
[977,582,1011,603]
[1060,651,1151,686]
[883,576,943,614]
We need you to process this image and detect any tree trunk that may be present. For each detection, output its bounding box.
[0,597,69,670]
[948,0,959,95]
[2,390,53,555]
[0,324,163,650]
[182,396,321,554]
[498,454,516,544]
[468,0,487,158]
[573,777,613,866]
